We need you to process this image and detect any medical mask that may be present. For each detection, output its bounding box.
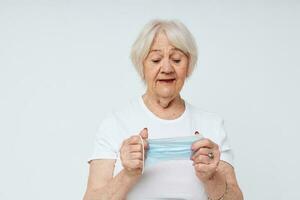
[139,134,203,174]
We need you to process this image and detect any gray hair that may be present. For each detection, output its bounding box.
[130,19,198,79]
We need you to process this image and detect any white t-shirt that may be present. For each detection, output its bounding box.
[88,96,234,200]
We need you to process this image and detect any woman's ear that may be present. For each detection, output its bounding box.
[141,62,146,80]
[186,57,190,78]
[186,68,190,78]
[140,69,146,85]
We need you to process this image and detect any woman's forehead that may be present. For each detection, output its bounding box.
[151,32,172,48]
[148,32,185,55]
[149,47,185,55]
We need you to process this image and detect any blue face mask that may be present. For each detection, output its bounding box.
[139,135,203,173]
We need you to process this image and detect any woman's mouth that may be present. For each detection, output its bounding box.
[158,79,176,83]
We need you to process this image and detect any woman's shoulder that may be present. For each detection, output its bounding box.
[187,102,223,122]
[186,102,227,146]
[99,97,142,123]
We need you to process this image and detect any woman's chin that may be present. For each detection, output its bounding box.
[155,89,176,99]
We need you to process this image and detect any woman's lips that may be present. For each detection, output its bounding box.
[158,79,175,83]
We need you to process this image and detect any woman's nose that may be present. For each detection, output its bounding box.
[161,59,174,74]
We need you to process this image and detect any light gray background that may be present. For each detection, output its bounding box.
[0,0,299,199]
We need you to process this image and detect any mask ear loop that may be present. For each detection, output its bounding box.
[139,135,145,174]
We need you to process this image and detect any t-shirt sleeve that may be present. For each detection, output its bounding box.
[216,117,234,167]
[87,115,119,163]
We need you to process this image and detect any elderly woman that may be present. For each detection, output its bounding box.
[83,19,243,200]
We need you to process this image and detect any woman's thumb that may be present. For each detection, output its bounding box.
[140,128,148,139]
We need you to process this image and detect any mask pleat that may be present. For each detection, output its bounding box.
[145,135,203,167]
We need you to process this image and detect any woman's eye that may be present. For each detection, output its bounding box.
[151,59,161,63]
[173,59,181,63]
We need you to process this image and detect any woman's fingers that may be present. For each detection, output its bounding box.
[128,144,142,152]
[193,155,211,165]
[139,128,148,139]
[127,129,149,149]
[194,163,217,172]
[194,163,217,179]
[192,150,220,166]
[126,160,143,169]
[128,135,141,144]
[130,152,143,160]
[144,140,149,150]
[126,135,148,150]
[120,128,149,174]
[139,128,149,149]
[191,138,221,182]
[191,138,216,151]
[192,148,220,163]
[191,147,211,160]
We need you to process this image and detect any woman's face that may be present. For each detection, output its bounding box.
[143,32,189,99]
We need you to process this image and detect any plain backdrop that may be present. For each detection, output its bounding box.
[0,0,299,199]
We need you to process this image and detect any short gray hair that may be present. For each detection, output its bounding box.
[130,19,198,79]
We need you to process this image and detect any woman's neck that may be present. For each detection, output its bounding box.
[142,92,185,120]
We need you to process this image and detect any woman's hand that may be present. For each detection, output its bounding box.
[120,128,148,177]
[190,137,221,183]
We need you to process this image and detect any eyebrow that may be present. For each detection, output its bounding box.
[149,47,182,53]
[149,49,162,53]
[170,48,182,52]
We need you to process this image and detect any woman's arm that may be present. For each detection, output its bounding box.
[191,139,243,200]
[83,159,141,200]
[203,161,243,200]
[83,128,148,200]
